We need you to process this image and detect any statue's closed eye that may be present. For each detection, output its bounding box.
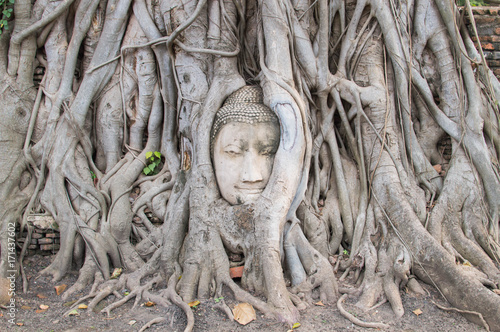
[224,146,242,156]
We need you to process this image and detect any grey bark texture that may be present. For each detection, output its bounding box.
[1,0,500,330]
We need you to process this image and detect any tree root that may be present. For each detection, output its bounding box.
[337,294,390,329]
[432,301,490,332]
[139,317,166,332]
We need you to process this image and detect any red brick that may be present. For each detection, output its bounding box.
[479,35,492,42]
[28,245,37,250]
[31,233,43,239]
[230,266,244,278]
[474,17,496,24]
[38,238,53,244]
[487,8,499,16]
[45,232,59,238]
[483,43,495,50]
[40,244,60,251]
[31,239,38,244]
[492,36,500,42]
[488,60,500,67]
[494,68,500,76]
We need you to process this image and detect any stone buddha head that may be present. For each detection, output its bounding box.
[211,86,280,205]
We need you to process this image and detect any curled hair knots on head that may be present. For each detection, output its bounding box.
[210,86,279,149]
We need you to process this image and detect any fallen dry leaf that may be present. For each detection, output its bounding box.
[110,268,122,279]
[37,293,47,299]
[413,308,423,316]
[78,304,88,309]
[493,289,500,295]
[39,304,49,310]
[233,302,256,325]
[128,320,137,325]
[16,323,24,326]
[21,305,32,310]
[292,322,301,329]
[55,284,67,295]
[144,301,156,307]
[188,300,200,308]
[68,309,80,316]
[462,261,472,267]
[314,301,325,306]
[36,309,48,314]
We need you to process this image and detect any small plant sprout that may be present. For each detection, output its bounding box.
[0,0,14,35]
[214,296,224,303]
[143,151,162,175]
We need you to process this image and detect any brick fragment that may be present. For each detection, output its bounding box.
[474,16,495,24]
[487,60,500,67]
[40,244,60,251]
[38,238,53,245]
[483,43,495,50]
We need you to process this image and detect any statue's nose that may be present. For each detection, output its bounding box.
[241,151,263,183]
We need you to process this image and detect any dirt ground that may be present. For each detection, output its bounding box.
[1,254,486,332]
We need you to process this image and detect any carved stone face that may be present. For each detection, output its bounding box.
[213,122,280,205]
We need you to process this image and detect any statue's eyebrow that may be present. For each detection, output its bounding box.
[255,139,279,151]
[223,139,247,150]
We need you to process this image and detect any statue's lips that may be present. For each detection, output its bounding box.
[235,187,264,195]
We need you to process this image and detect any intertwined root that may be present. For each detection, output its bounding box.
[3,0,500,331]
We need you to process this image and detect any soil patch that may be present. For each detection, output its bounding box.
[2,254,485,331]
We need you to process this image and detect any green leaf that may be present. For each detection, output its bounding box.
[153,159,161,167]
[143,167,151,175]
[145,151,153,159]
[154,151,161,158]
[148,164,156,171]
[9,0,15,3]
